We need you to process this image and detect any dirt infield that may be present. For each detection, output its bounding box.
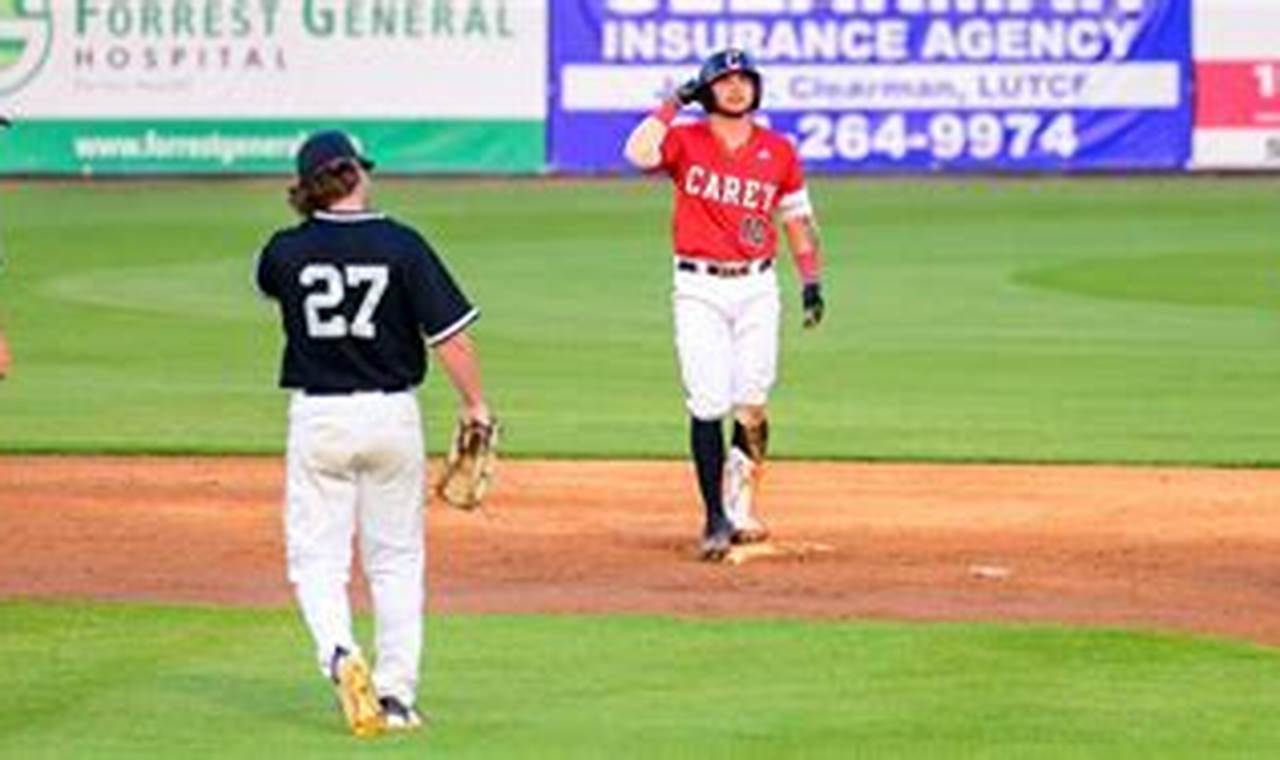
[2,457,1278,645]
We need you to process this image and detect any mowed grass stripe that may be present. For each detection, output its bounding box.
[0,177,1276,463]
[0,601,1277,758]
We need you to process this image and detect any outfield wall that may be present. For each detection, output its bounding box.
[0,1,1273,174]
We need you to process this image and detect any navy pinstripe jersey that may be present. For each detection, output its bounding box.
[256,210,477,392]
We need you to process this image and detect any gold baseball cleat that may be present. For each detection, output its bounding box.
[332,650,384,738]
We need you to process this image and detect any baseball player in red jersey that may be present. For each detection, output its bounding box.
[623,48,826,561]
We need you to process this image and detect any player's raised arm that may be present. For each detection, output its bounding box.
[781,205,825,330]
[622,80,698,170]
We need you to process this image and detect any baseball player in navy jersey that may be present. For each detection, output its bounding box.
[624,49,827,562]
[256,130,492,735]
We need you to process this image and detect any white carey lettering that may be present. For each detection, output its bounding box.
[701,172,721,201]
[684,165,706,196]
[722,176,742,206]
[761,184,778,210]
[683,164,779,213]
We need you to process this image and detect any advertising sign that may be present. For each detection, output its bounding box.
[550,0,1193,173]
[1192,0,1280,169]
[0,0,546,174]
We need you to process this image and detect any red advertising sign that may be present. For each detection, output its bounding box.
[1196,61,1280,128]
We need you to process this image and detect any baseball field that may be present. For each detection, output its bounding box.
[1,176,1279,756]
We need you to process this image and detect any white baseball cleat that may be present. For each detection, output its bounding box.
[379,696,425,731]
[730,516,770,545]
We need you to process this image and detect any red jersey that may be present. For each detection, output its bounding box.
[658,122,806,262]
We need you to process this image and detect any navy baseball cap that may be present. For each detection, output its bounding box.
[295,130,374,178]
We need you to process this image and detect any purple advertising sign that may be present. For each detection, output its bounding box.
[549,0,1192,173]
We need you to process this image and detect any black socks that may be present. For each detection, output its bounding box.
[690,417,728,536]
[731,418,769,461]
[731,419,748,454]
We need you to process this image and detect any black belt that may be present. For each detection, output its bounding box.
[302,384,410,396]
[676,258,773,278]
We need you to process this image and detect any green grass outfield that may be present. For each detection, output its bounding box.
[0,177,1277,463]
[3,179,1279,756]
[2,601,1278,758]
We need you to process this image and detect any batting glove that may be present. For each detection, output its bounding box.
[675,78,700,106]
[802,283,824,329]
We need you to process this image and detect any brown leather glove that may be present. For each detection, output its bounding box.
[436,418,499,510]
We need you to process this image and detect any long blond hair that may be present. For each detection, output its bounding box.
[287,159,363,216]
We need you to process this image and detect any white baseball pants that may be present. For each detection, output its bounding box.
[672,261,781,421]
[284,390,425,706]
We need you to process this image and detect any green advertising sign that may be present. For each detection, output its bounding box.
[0,2,547,175]
[0,119,544,174]
[0,0,53,96]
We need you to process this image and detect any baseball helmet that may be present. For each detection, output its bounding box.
[694,48,762,113]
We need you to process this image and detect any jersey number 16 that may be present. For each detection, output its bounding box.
[300,263,389,340]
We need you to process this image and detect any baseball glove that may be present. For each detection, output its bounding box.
[802,282,825,329]
[436,418,499,510]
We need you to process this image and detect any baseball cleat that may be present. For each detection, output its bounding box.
[700,530,733,562]
[379,696,425,731]
[731,521,770,545]
[330,648,384,738]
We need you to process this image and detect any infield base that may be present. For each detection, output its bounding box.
[724,540,836,565]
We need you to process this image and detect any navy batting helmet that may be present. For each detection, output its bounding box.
[694,48,762,113]
[295,130,373,179]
